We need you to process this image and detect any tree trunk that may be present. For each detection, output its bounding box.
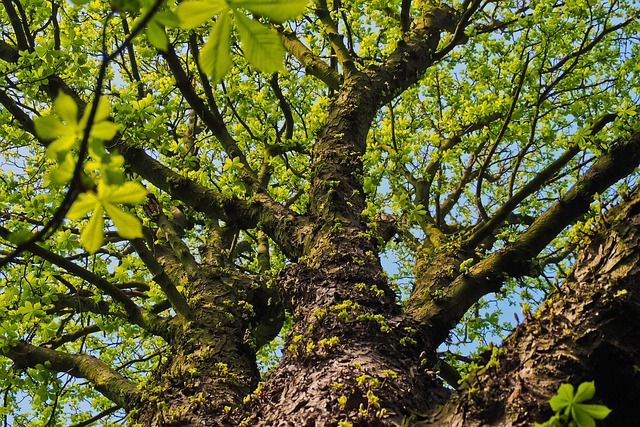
[250,245,448,426]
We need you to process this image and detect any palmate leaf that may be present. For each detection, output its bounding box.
[53,91,78,123]
[103,203,143,239]
[573,403,612,420]
[67,183,147,253]
[549,383,574,411]
[200,13,232,82]
[573,381,596,403]
[234,12,285,74]
[231,0,307,22]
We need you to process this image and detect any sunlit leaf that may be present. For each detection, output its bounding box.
[103,203,143,239]
[54,92,78,124]
[176,0,229,29]
[67,192,100,220]
[234,12,285,73]
[34,116,67,141]
[155,10,181,27]
[48,152,76,185]
[89,121,120,140]
[80,206,105,254]
[574,403,612,420]
[102,182,148,204]
[549,383,574,411]
[200,13,232,81]
[573,381,595,403]
[45,133,79,158]
[147,20,170,51]
[230,0,306,22]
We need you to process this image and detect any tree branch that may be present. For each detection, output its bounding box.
[0,226,170,339]
[280,30,342,90]
[465,113,618,248]
[4,342,140,411]
[408,129,640,344]
[314,0,357,75]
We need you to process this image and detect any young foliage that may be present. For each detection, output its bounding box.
[175,0,307,81]
[536,382,611,427]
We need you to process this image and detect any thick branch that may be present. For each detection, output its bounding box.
[4,342,140,410]
[422,187,640,426]
[1,0,29,50]
[130,238,192,319]
[408,130,640,344]
[314,0,357,75]
[280,30,342,90]
[466,113,618,248]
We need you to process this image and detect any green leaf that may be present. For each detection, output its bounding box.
[93,97,111,122]
[571,405,596,427]
[200,13,232,81]
[67,192,100,220]
[573,381,595,403]
[54,91,78,124]
[230,0,307,22]
[34,115,67,141]
[234,12,285,73]
[89,121,120,140]
[45,133,78,158]
[103,203,143,239]
[574,403,612,420]
[155,10,181,27]
[81,206,105,254]
[110,0,141,13]
[147,20,170,51]
[549,383,574,411]
[48,152,76,185]
[176,0,229,29]
[102,182,148,204]
[6,229,34,244]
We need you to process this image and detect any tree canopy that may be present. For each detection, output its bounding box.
[0,0,640,425]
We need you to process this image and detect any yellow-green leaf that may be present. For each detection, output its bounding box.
[93,97,112,122]
[200,13,232,81]
[89,121,120,140]
[231,0,306,22]
[80,207,105,254]
[155,10,181,27]
[574,403,612,420]
[54,92,78,124]
[103,203,143,239]
[573,381,595,403]
[45,133,78,158]
[34,116,67,141]
[234,12,285,73]
[147,20,169,51]
[176,0,229,29]
[549,383,574,411]
[102,182,148,204]
[67,192,100,220]
[48,152,76,186]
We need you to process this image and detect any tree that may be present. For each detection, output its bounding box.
[0,0,639,425]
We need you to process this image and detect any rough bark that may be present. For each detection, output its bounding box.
[250,244,448,426]
[421,188,640,426]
